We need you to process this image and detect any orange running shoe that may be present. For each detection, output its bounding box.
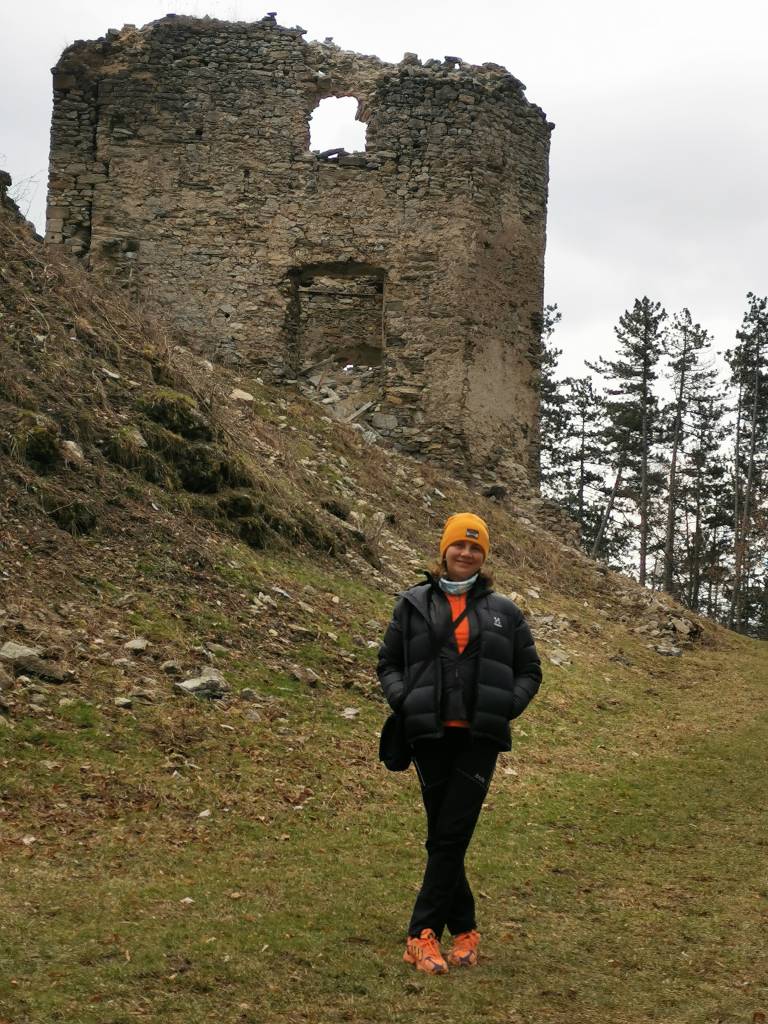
[447,929,480,967]
[403,928,449,974]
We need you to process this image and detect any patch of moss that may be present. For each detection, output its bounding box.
[238,516,270,549]
[175,443,230,494]
[222,497,341,554]
[140,420,189,461]
[103,426,179,489]
[137,388,212,442]
[218,492,258,519]
[104,427,148,469]
[222,457,256,489]
[186,496,220,521]
[139,421,252,495]
[139,452,179,489]
[262,506,344,555]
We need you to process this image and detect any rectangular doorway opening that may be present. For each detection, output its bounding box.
[286,261,386,420]
[291,262,384,370]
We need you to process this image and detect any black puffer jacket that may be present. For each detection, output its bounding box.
[377,574,542,752]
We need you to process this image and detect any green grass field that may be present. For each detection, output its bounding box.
[2,631,765,1024]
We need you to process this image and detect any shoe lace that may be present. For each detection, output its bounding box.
[419,931,442,959]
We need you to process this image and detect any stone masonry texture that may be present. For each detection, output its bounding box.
[47,14,552,480]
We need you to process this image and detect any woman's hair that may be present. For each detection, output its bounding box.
[428,559,494,586]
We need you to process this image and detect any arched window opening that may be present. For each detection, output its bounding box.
[309,96,367,157]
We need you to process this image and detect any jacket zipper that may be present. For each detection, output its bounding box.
[404,587,486,736]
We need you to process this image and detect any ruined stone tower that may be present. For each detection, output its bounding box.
[47,15,552,481]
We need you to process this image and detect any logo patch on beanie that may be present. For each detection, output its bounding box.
[466,528,479,539]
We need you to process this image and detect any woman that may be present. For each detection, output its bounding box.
[377,512,542,974]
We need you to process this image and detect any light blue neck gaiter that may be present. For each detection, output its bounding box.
[438,573,479,596]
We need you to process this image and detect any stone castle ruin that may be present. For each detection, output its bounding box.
[47,14,552,480]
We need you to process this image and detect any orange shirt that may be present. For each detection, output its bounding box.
[444,592,470,727]
[446,593,470,653]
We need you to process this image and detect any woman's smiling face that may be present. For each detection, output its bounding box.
[444,540,485,581]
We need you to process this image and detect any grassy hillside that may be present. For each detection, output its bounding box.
[1,191,767,1024]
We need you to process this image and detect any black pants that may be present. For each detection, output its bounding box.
[408,729,498,939]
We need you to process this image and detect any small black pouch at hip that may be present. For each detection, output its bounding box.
[379,712,412,771]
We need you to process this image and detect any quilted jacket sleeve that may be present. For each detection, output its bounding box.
[509,612,543,719]
[377,598,407,711]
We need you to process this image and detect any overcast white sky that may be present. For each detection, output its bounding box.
[1,0,766,375]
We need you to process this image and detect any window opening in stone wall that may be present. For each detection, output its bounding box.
[309,96,367,160]
[286,263,385,423]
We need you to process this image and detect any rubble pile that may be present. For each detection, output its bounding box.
[292,355,387,443]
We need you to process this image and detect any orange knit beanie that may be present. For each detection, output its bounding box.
[439,512,490,560]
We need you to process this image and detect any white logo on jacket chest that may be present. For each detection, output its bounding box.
[493,616,502,628]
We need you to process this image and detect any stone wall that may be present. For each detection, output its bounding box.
[47,15,552,481]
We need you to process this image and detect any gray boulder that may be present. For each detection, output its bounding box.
[0,641,43,662]
[173,667,229,699]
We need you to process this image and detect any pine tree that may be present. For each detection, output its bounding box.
[538,304,571,499]
[660,309,716,596]
[560,376,615,554]
[537,312,625,558]
[678,390,731,616]
[726,293,768,634]
[587,297,667,583]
